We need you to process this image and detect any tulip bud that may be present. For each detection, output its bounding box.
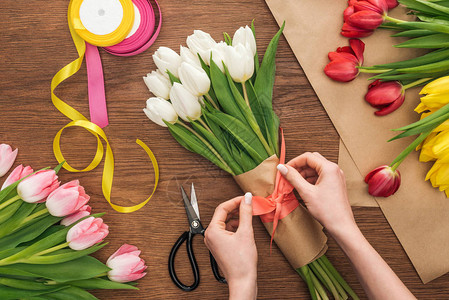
[186,30,217,65]
[341,22,374,38]
[61,205,92,226]
[180,45,201,67]
[45,180,90,217]
[232,25,257,56]
[325,39,365,82]
[211,42,229,73]
[224,44,254,83]
[178,62,211,97]
[170,83,202,122]
[107,244,147,283]
[66,217,109,250]
[365,80,405,116]
[0,144,18,177]
[17,170,59,203]
[365,165,401,197]
[1,165,33,190]
[386,0,399,9]
[143,70,172,99]
[152,47,182,78]
[143,97,178,127]
[347,10,384,30]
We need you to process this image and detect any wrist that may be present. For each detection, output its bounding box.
[330,223,367,253]
[228,274,257,300]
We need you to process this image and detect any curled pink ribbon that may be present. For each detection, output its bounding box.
[252,129,300,246]
[85,0,161,128]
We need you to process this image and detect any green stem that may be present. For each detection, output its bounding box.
[178,121,235,175]
[403,78,431,90]
[205,93,219,110]
[317,258,348,299]
[311,260,339,300]
[95,272,108,278]
[320,256,359,300]
[383,15,406,24]
[390,130,432,171]
[358,67,391,74]
[310,271,329,300]
[198,118,213,133]
[21,208,49,225]
[242,81,250,109]
[33,242,69,257]
[0,195,21,210]
[297,266,319,300]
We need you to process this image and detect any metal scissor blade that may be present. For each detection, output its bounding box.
[180,186,202,232]
[190,183,200,220]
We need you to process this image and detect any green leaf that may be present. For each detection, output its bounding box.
[54,161,65,174]
[0,284,66,300]
[228,139,258,172]
[0,214,61,251]
[24,243,107,264]
[0,202,36,239]
[0,247,27,260]
[68,278,138,290]
[399,0,447,16]
[204,110,266,164]
[414,0,449,14]
[165,122,228,172]
[0,277,63,291]
[37,286,98,300]
[251,19,260,80]
[0,256,110,283]
[0,200,21,225]
[417,14,449,26]
[190,120,243,175]
[210,59,247,123]
[395,103,449,131]
[166,70,181,85]
[395,33,449,48]
[396,58,449,73]
[392,29,436,37]
[369,48,449,70]
[369,71,448,81]
[389,21,449,35]
[223,32,232,45]
[246,81,270,142]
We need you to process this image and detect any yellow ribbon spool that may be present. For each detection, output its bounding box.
[50,0,158,213]
[69,0,135,47]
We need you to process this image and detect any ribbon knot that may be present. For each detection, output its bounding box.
[251,129,299,247]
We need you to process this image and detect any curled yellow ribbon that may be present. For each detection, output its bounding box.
[50,0,158,213]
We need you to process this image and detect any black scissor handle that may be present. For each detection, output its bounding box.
[168,231,200,292]
[209,252,227,284]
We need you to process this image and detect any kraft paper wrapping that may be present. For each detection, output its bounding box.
[264,0,449,283]
[234,155,328,269]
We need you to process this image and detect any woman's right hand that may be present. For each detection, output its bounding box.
[276,152,356,236]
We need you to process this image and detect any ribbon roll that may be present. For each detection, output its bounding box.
[50,0,161,213]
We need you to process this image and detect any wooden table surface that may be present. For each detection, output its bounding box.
[1,0,448,299]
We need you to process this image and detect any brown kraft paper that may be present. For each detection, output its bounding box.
[264,0,449,283]
[234,155,328,269]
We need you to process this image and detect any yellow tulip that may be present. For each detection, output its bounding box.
[420,76,449,95]
[418,132,438,161]
[431,131,449,158]
[420,92,449,110]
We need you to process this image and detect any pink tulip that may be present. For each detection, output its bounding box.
[17,170,59,203]
[107,244,147,283]
[0,144,18,177]
[45,180,90,217]
[365,165,401,197]
[66,217,109,250]
[61,205,92,226]
[1,165,33,190]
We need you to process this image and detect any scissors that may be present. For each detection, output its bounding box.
[168,184,227,291]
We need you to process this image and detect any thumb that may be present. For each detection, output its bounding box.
[277,164,313,197]
[237,192,254,235]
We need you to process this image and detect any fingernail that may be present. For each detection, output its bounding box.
[244,192,252,205]
[277,164,288,175]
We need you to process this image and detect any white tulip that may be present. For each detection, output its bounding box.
[178,62,210,97]
[186,30,216,65]
[225,44,254,83]
[152,47,182,78]
[143,70,171,99]
[170,83,202,122]
[232,25,257,56]
[143,97,178,127]
[180,46,201,67]
[211,42,229,73]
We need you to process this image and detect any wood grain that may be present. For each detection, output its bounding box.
[0,0,448,299]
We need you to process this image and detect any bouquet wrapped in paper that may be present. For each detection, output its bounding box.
[142,22,358,299]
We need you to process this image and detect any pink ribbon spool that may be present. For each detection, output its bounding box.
[85,0,161,128]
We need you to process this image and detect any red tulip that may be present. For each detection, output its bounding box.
[365,80,405,116]
[341,22,374,38]
[385,0,399,9]
[324,39,365,82]
[354,1,384,14]
[365,165,401,197]
[347,10,384,30]
[365,0,388,12]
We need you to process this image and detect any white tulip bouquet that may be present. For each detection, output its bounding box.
[143,22,358,299]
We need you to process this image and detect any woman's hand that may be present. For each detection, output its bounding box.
[277,152,357,236]
[204,193,257,300]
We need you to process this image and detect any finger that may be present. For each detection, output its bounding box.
[306,176,318,184]
[277,164,315,198]
[312,152,326,159]
[299,168,318,179]
[236,192,254,235]
[225,219,239,232]
[210,196,243,227]
[287,152,327,175]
